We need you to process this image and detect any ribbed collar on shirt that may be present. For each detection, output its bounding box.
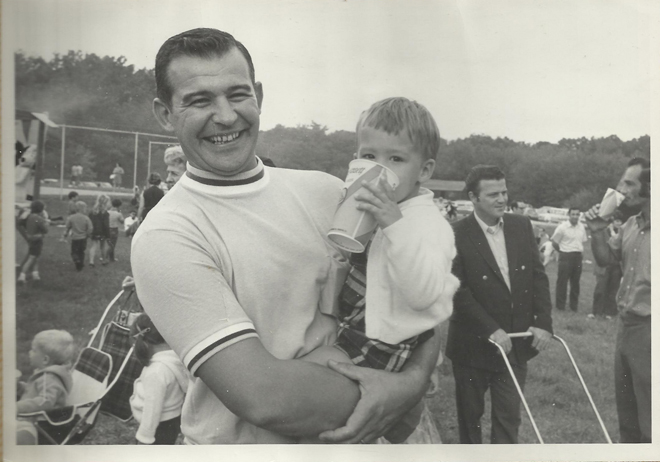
[186,157,264,186]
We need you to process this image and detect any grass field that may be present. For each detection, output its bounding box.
[13,195,619,444]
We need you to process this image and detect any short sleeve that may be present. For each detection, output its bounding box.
[132,228,258,377]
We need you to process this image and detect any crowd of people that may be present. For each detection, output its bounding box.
[16,27,650,447]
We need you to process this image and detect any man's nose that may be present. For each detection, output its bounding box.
[211,98,238,126]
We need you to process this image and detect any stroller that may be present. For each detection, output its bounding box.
[17,279,144,444]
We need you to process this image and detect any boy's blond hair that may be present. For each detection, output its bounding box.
[33,330,75,366]
[75,201,88,214]
[356,97,441,162]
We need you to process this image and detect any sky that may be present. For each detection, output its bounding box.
[5,0,659,143]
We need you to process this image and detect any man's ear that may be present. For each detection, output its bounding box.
[468,190,477,203]
[254,81,264,110]
[418,159,435,184]
[153,98,175,132]
[352,152,358,160]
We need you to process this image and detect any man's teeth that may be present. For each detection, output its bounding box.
[209,132,241,144]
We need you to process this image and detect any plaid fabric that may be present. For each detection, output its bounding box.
[334,250,434,373]
[99,322,143,421]
[75,348,112,383]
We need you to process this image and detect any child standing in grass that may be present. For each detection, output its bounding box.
[107,199,125,262]
[129,313,189,445]
[17,330,75,444]
[17,200,49,284]
[63,201,93,271]
[88,194,111,266]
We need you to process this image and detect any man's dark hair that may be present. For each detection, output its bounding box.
[30,200,45,214]
[464,165,506,197]
[628,157,650,198]
[111,198,123,208]
[155,28,256,106]
[68,191,79,200]
[148,172,162,185]
[568,207,581,214]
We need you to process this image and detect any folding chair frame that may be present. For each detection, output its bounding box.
[489,332,613,444]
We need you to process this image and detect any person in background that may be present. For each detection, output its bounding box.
[67,191,79,216]
[124,210,139,238]
[584,157,651,443]
[63,201,93,271]
[17,330,75,444]
[510,201,523,215]
[17,200,49,284]
[446,165,553,444]
[107,199,125,262]
[138,173,165,221]
[89,194,111,266]
[163,146,187,189]
[551,207,588,312]
[130,313,189,445]
[588,212,623,320]
[112,163,125,190]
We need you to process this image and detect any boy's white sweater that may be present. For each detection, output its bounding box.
[130,350,190,444]
[364,189,460,344]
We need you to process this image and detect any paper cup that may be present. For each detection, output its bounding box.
[598,188,625,219]
[327,159,399,253]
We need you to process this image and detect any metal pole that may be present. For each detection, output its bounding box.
[59,126,66,200]
[133,133,139,188]
[147,142,152,177]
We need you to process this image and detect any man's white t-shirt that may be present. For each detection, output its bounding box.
[131,161,348,443]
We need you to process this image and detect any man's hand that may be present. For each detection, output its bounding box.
[354,176,403,229]
[489,328,512,354]
[527,327,553,352]
[317,360,423,443]
[583,204,609,232]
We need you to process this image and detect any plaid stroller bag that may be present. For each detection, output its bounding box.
[96,287,144,421]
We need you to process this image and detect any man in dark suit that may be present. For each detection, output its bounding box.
[446,165,553,444]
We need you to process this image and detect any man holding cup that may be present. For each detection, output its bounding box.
[584,157,651,443]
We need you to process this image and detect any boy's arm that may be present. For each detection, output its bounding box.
[135,369,168,444]
[16,374,65,414]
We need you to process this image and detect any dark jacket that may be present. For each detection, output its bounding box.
[446,213,553,372]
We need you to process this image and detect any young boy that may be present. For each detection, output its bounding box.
[17,330,75,444]
[107,199,125,262]
[63,201,93,271]
[303,97,460,442]
[17,200,49,284]
[124,210,139,238]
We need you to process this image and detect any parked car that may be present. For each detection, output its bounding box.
[454,200,474,214]
[522,207,539,221]
[537,206,569,223]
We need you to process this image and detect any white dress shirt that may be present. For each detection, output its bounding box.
[474,212,511,290]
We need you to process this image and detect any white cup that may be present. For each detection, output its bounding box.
[598,188,625,219]
[327,159,399,253]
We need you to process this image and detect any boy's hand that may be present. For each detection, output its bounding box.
[354,176,402,229]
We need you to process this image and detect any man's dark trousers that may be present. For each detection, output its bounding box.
[453,362,527,444]
[556,251,582,311]
[615,316,651,443]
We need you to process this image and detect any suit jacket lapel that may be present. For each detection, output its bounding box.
[466,213,508,288]
[503,215,519,289]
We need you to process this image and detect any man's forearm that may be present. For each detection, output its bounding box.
[590,228,614,267]
[197,338,360,437]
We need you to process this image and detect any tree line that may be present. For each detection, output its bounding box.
[16,51,650,210]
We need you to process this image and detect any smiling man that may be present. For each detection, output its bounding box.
[131,28,440,445]
[446,164,553,444]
